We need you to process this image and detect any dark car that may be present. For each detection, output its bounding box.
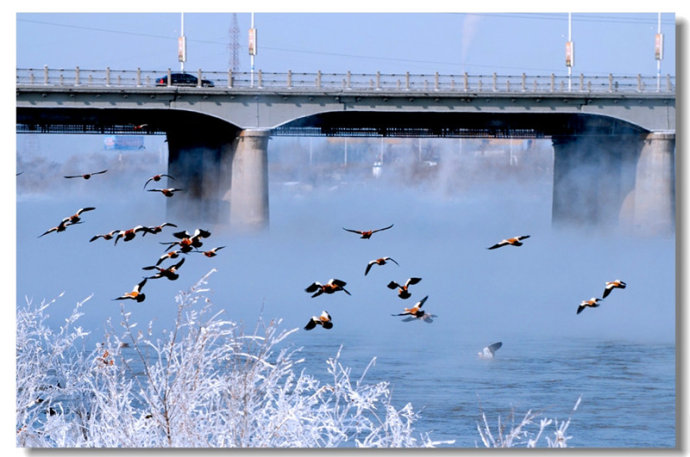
[155,73,214,87]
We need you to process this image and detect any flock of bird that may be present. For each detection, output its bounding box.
[34,168,628,360]
[36,168,224,305]
[302,224,628,359]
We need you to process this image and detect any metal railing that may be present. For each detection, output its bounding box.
[16,67,675,95]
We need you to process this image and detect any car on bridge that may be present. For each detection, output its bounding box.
[156,73,214,87]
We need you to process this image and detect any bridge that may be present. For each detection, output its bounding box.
[16,67,676,234]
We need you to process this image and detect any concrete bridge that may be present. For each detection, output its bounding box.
[16,67,676,234]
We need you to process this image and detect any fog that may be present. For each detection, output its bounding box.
[16,134,675,352]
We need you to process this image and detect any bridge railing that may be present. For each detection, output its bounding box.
[17,67,675,95]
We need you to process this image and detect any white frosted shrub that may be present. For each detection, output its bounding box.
[16,270,453,448]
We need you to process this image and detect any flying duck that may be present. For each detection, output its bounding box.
[304,310,334,330]
[488,235,531,250]
[114,278,147,303]
[577,297,602,314]
[343,224,394,239]
[64,170,107,180]
[143,258,185,281]
[602,280,627,298]
[364,256,399,276]
[387,277,422,299]
[478,342,503,359]
[305,279,351,298]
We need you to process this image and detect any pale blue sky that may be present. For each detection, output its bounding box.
[15,11,676,77]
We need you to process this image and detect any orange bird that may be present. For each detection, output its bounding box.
[195,246,226,258]
[305,279,351,298]
[387,277,422,299]
[147,188,183,197]
[141,222,177,236]
[143,258,185,281]
[364,256,399,276]
[39,220,76,237]
[155,250,184,266]
[162,229,211,252]
[392,295,430,319]
[114,278,147,303]
[64,170,107,180]
[602,280,627,298]
[577,297,602,315]
[488,235,531,250]
[144,173,175,189]
[343,224,394,239]
[61,207,95,225]
[304,311,333,330]
[89,229,120,242]
[114,225,150,245]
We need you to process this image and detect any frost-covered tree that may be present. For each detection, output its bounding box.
[16,270,454,448]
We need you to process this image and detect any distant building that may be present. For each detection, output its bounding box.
[104,135,145,150]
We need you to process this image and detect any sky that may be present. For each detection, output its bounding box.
[14,11,677,77]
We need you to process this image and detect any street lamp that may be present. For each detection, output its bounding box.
[249,12,257,87]
[178,13,186,72]
[655,12,664,92]
[565,12,574,92]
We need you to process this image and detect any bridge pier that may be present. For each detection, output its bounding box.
[165,124,269,231]
[224,129,270,232]
[551,134,641,229]
[552,132,674,235]
[630,132,675,235]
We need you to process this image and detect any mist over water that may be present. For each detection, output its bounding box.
[16,136,675,447]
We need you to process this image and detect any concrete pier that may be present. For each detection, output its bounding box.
[225,129,271,231]
[631,132,676,235]
[551,134,642,229]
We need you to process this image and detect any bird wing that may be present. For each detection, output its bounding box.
[487,342,502,354]
[372,224,394,233]
[174,257,186,269]
[386,257,400,266]
[38,227,57,237]
[92,170,108,175]
[518,235,531,241]
[305,283,320,293]
[343,228,363,235]
[406,277,422,287]
[387,281,401,290]
[304,319,317,330]
[322,321,333,329]
[330,279,347,287]
[76,207,96,215]
[417,295,429,309]
[135,278,147,292]
[364,262,374,276]
[173,230,191,239]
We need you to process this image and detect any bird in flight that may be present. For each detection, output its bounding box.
[478,342,503,359]
[155,250,184,266]
[305,279,351,298]
[387,277,422,299]
[487,235,531,250]
[577,297,602,314]
[304,311,334,330]
[61,207,95,225]
[343,224,394,239]
[602,279,627,298]
[392,295,429,318]
[147,188,184,197]
[144,174,175,189]
[141,222,177,236]
[143,258,185,281]
[162,229,211,252]
[114,225,150,245]
[39,220,77,237]
[89,229,120,242]
[64,170,108,180]
[195,246,226,258]
[364,256,399,276]
[114,278,148,303]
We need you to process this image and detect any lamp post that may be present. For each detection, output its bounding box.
[565,12,574,92]
[655,12,663,92]
[178,13,186,72]
[249,13,257,87]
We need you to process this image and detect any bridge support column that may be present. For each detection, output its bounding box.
[552,134,641,229]
[224,129,270,231]
[631,132,675,235]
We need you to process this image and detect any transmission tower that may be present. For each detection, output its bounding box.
[230,13,240,72]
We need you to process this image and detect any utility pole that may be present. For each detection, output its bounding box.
[655,12,664,92]
[565,12,573,92]
[178,13,186,72]
[249,13,257,87]
[230,13,240,72]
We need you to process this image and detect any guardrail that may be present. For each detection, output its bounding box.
[17,67,675,95]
